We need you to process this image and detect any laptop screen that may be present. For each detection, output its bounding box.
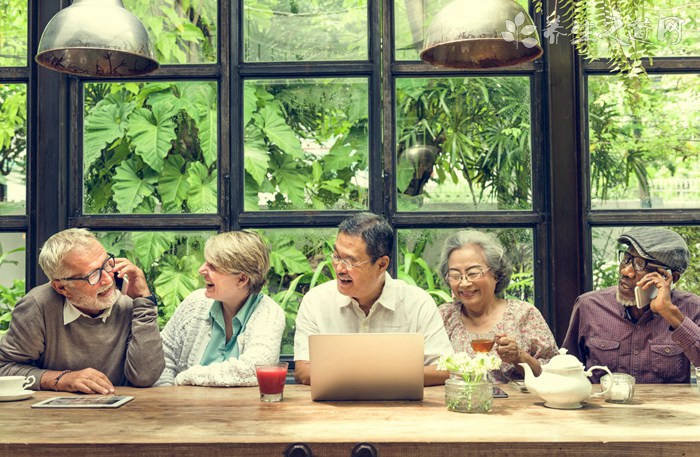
[309,333,424,401]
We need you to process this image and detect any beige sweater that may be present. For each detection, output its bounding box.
[0,283,164,390]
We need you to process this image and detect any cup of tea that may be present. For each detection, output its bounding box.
[470,332,496,352]
[0,375,35,395]
[255,362,288,402]
[600,373,635,403]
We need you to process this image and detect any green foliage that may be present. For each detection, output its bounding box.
[0,245,25,335]
[0,83,27,215]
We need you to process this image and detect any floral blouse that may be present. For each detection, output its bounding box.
[438,299,559,384]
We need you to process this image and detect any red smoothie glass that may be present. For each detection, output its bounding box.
[255,362,288,402]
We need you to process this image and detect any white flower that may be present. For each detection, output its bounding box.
[437,351,502,382]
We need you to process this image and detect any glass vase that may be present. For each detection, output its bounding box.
[444,373,493,413]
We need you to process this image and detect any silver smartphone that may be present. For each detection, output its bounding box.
[634,269,671,308]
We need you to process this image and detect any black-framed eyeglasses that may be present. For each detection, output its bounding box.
[618,251,667,272]
[330,253,371,271]
[59,254,116,285]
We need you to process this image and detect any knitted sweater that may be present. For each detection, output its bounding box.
[0,283,164,389]
[155,289,285,387]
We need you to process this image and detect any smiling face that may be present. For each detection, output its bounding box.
[332,232,389,308]
[198,261,248,305]
[446,245,498,313]
[52,240,117,315]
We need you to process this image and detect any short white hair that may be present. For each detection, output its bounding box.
[38,228,97,280]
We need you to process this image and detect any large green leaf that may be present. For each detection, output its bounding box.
[84,96,135,171]
[271,153,306,205]
[127,103,178,173]
[244,128,270,186]
[243,84,257,126]
[198,107,217,167]
[186,162,217,213]
[269,245,310,276]
[253,104,303,158]
[159,155,190,211]
[112,159,157,213]
[131,232,175,269]
[154,254,201,313]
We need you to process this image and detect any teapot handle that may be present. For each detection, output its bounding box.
[587,365,613,398]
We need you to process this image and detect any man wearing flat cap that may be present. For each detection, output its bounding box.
[563,227,700,383]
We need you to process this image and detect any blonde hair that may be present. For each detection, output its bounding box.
[38,228,98,280]
[204,230,270,294]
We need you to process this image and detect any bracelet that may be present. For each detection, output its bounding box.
[53,370,71,391]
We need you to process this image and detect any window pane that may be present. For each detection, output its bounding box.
[96,231,211,328]
[592,226,700,296]
[83,81,218,215]
[583,0,700,58]
[589,74,700,209]
[398,228,536,306]
[396,77,533,211]
[0,0,27,67]
[244,78,369,211]
[243,0,368,62]
[259,228,337,356]
[0,83,26,215]
[124,0,218,64]
[0,232,26,335]
[394,0,530,61]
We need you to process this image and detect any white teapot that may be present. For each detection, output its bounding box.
[519,348,612,409]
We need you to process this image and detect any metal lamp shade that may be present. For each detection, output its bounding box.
[35,0,158,77]
[420,0,543,69]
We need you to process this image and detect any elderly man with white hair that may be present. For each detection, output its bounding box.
[0,228,164,394]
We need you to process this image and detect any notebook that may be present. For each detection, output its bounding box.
[309,333,425,401]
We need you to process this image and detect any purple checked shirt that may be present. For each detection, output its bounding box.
[562,286,700,383]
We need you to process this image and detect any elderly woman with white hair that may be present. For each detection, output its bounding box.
[156,231,285,386]
[437,230,558,383]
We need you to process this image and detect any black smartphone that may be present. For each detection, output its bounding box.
[114,272,124,291]
[493,386,509,398]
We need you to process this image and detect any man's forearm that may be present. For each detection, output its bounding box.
[294,360,310,385]
[424,365,449,386]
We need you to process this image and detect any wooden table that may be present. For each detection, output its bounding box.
[1,384,699,456]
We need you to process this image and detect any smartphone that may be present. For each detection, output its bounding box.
[113,273,129,294]
[493,386,508,398]
[634,269,672,308]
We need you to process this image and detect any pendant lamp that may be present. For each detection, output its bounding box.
[35,0,159,77]
[420,0,543,69]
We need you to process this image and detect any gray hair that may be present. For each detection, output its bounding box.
[204,230,270,294]
[338,212,394,262]
[38,228,98,280]
[438,230,512,295]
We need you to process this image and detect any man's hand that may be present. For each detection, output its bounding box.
[641,268,685,328]
[113,257,151,299]
[41,368,115,394]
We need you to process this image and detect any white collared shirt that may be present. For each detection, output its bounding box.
[293,272,454,364]
[63,298,113,325]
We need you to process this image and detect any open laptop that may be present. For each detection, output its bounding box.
[309,333,424,401]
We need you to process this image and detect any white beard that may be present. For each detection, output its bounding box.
[616,289,637,307]
[71,286,117,314]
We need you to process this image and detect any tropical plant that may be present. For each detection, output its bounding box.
[0,245,25,334]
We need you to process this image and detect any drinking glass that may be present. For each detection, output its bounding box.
[470,332,496,352]
[255,362,289,402]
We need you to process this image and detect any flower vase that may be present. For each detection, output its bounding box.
[444,372,493,413]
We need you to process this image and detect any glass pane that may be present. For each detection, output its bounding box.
[394,0,530,61]
[592,226,700,296]
[124,0,218,64]
[0,232,26,335]
[243,0,368,62]
[0,0,27,67]
[398,228,536,306]
[589,74,700,209]
[96,231,211,328]
[396,77,533,212]
[582,0,700,58]
[244,78,369,211]
[83,81,218,215]
[0,83,27,215]
[259,228,337,356]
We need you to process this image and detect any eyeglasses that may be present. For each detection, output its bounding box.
[59,254,116,285]
[446,268,490,285]
[330,254,371,271]
[618,251,667,272]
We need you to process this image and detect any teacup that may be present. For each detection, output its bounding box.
[0,375,36,395]
[600,373,635,403]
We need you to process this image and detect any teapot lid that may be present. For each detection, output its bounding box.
[545,348,584,370]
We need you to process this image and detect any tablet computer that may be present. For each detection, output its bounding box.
[31,395,134,408]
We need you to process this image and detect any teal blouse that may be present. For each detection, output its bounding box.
[200,292,263,365]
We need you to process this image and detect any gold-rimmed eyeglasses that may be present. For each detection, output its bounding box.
[59,254,116,285]
[446,268,490,285]
[330,254,371,271]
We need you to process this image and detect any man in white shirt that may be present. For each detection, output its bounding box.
[293,213,453,386]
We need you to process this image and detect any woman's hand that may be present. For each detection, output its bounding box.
[495,333,522,364]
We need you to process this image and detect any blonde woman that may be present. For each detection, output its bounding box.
[156,231,285,386]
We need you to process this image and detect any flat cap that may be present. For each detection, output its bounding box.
[618,227,689,273]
